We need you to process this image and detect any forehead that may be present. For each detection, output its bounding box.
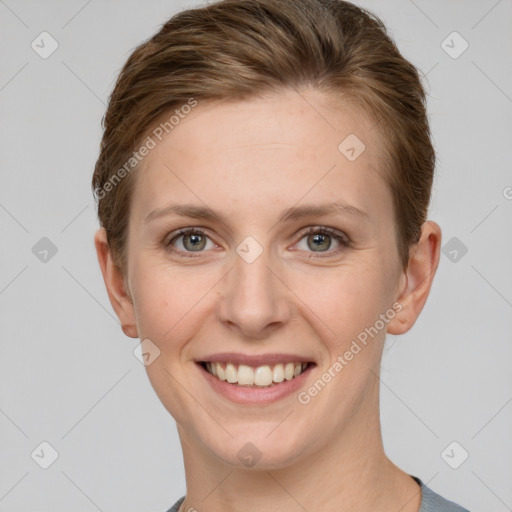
[132,88,391,225]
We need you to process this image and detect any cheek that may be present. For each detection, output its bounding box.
[130,258,218,348]
[297,264,391,338]
[128,261,216,420]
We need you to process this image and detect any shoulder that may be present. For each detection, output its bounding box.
[164,496,185,512]
[165,481,472,512]
[412,476,471,512]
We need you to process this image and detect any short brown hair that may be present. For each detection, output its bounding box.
[92,0,435,273]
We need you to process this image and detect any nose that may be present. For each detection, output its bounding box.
[216,245,291,340]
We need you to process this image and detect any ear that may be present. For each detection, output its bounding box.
[94,228,139,338]
[387,221,442,335]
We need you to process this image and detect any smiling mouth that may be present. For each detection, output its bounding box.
[200,361,312,387]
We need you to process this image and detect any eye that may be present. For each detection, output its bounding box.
[294,226,350,257]
[165,226,350,259]
[166,227,216,256]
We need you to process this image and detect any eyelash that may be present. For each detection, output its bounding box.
[165,226,351,259]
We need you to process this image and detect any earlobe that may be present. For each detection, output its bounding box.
[387,221,442,335]
[94,228,139,338]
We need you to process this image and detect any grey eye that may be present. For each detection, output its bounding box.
[169,230,215,252]
[306,233,332,251]
[181,232,207,251]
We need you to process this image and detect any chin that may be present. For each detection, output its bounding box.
[202,427,307,470]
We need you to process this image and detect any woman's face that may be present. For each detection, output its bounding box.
[122,88,407,468]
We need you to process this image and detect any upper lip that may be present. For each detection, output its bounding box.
[197,352,315,367]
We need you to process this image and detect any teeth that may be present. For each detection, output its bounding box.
[273,364,284,383]
[254,365,273,386]
[285,362,295,380]
[205,361,309,387]
[216,363,225,381]
[225,363,237,383]
[238,365,255,385]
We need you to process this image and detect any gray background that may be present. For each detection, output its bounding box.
[1,0,511,510]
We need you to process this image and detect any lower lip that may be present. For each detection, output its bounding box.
[197,363,315,404]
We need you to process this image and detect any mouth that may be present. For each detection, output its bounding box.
[195,352,317,404]
[199,361,312,388]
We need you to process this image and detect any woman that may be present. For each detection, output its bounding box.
[92,0,470,510]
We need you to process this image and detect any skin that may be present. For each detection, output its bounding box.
[95,87,441,512]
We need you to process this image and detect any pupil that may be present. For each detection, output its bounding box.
[309,233,330,251]
[185,233,205,251]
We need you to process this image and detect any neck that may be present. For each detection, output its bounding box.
[176,385,421,512]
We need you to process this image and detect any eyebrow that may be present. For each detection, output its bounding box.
[144,201,368,225]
